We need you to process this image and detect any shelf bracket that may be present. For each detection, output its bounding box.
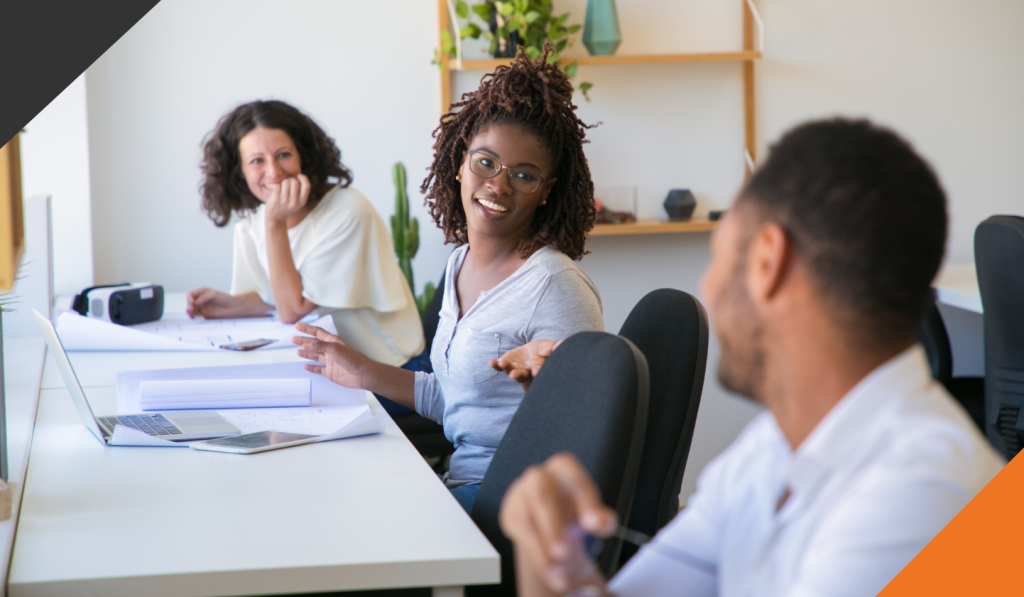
[446,0,463,70]
[744,0,764,53]
[744,148,756,174]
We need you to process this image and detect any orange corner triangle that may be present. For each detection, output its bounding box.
[879,450,1024,595]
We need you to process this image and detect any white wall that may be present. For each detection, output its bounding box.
[83,0,1024,504]
[86,0,447,295]
[20,74,94,296]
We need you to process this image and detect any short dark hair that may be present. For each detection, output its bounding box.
[420,45,597,260]
[200,100,353,227]
[740,118,947,347]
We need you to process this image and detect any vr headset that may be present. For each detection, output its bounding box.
[71,283,165,326]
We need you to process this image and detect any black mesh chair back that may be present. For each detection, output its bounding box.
[918,295,953,386]
[917,297,986,435]
[615,289,709,569]
[421,272,445,359]
[975,215,1024,459]
[468,332,650,597]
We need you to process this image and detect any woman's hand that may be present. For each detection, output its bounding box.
[490,339,564,392]
[187,288,241,318]
[264,174,311,225]
[500,453,617,596]
[187,289,272,319]
[293,322,374,389]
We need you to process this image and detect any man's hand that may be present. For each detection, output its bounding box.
[490,339,563,392]
[499,453,618,595]
[293,322,373,389]
[264,174,310,225]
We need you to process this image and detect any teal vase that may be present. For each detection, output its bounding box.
[583,0,622,56]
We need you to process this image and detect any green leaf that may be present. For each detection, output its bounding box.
[473,3,491,20]
[566,24,580,34]
[456,0,469,18]
[555,38,567,53]
[554,13,569,27]
[563,60,577,78]
[482,30,495,41]
[461,24,481,39]
[409,218,419,258]
[500,2,514,16]
[524,10,541,23]
[525,46,542,59]
[579,81,593,101]
[518,0,529,12]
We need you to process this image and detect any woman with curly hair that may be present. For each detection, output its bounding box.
[187,100,424,370]
[294,47,603,513]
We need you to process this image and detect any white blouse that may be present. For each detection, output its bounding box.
[230,185,424,366]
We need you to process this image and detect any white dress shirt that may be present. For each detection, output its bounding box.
[610,345,1004,597]
[231,186,424,366]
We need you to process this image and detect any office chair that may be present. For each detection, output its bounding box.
[976,215,1024,460]
[396,272,455,468]
[916,296,985,434]
[468,332,650,597]
[614,289,709,570]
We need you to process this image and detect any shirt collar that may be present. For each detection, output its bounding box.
[783,344,933,506]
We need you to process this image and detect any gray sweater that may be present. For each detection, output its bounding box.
[415,245,604,487]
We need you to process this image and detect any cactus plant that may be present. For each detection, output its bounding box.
[390,162,436,321]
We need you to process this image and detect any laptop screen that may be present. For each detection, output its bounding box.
[33,309,108,444]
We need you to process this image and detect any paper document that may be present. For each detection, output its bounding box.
[56,310,337,352]
[115,362,385,446]
[139,378,311,411]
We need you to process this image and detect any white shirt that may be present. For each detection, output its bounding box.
[610,345,1004,597]
[231,185,424,366]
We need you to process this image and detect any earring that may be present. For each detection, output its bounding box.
[541,200,547,205]
[456,173,462,182]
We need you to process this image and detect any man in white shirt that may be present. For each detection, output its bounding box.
[495,119,1005,597]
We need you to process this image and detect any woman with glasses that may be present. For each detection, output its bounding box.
[293,47,603,513]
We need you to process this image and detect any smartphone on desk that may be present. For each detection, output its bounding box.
[190,430,321,454]
[219,338,276,351]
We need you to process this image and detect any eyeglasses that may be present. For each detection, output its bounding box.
[467,150,549,194]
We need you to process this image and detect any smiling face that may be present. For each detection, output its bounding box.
[238,127,302,203]
[459,124,557,242]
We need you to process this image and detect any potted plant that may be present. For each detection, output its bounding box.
[389,162,436,321]
[435,0,593,99]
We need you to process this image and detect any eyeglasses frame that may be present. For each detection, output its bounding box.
[465,150,550,194]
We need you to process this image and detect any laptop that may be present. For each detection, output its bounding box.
[33,309,242,444]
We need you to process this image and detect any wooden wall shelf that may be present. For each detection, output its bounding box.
[0,133,25,291]
[590,219,718,237]
[449,50,762,71]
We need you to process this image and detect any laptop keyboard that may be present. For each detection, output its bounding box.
[98,414,183,436]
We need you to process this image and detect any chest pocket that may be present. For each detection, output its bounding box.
[458,328,513,384]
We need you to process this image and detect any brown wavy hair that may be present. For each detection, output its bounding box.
[420,45,597,260]
[200,100,353,227]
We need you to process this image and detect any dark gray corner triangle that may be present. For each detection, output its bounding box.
[0,0,161,145]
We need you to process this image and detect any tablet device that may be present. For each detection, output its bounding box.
[190,430,321,454]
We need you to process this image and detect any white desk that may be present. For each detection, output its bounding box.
[0,336,46,597]
[8,307,499,596]
[934,262,981,314]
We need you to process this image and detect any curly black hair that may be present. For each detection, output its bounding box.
[420,45,597,260]
[200,100,353,227]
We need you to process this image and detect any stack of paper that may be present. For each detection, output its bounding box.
[112,362,384,447]
[56,310,338,352]
[139,378,311,411]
